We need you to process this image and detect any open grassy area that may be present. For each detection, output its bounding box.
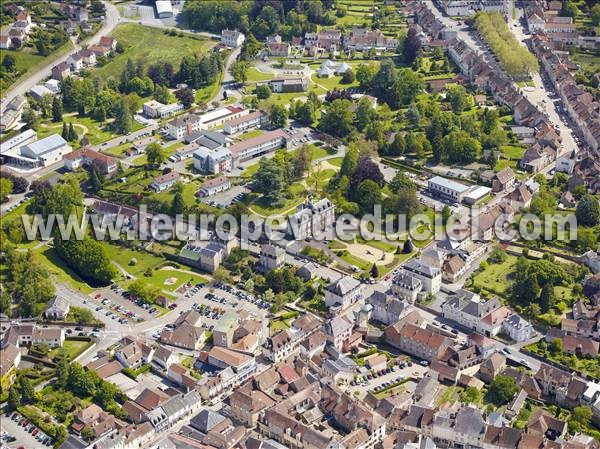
[501,144,526,160]
[247,67,274,82]
[237,129,265,141]
[95,24,214,80]
[37,116,123,145]
[148,268,208,292]
[471,254,518,297]
[311,73,359,90]
[48,339,93,361]
[100,242,166,277]
[249,182,308,216]
[150,179,202,207]
[328,157,344,167]
[33,246,94,294]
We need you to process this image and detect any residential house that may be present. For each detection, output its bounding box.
[223,110,268,135]
[391,271,423,303]
[115,337,154,369]
[153,345,177,370]
[150,171,181,192]
[196,176,231,197]
[160,309,205,350]
[44,295,70,320]
[492,167,516,193]
[387,323,451,361]
[324,276,364,312]
[51,62,71,80]
[324,315,354,351]
[221,29,245,47]
[142,100,184,119]
[366,291,411,325]
[63,148,118,175]
[478,353,507,383]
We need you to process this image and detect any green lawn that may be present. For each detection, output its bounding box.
[103,141,133,157]
[311,73,359,90]
[38,116,120,146]
[328,157,344,167]
[150,179,202,207]
[250,82,326,106]
[48,339,93,361]
[501,145,526,160]
[147,268,208,292]
[249,182,308,216]
[95,24,214,80]
[337,250,371,272]
[247,67,274,82]
[100,242,166,278]
[132,142,179,165]
[237,129,265,141]
[33,247,94,294]
[240,162,260,178]
[472,255,518,297]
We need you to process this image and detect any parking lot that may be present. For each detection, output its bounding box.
[90,285,159,325]
[150,282,270,338]
[346,359,430,399]
[200,184,250,208]
[2,411,54,448]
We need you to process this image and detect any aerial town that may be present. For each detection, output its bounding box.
[0,1,599,449]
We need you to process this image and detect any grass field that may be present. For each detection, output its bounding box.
[472,255,518,297]
[150,179,201,207]
[328,157,344,167]
[311,73,359,90]
[38,116,120,145]
[149,268,208,292]
[237,129,264,141]
[48,339,93,361]
[247,67,274,82]
[101,242,166,278]
[95,24,214,80]
[501,145,527,160]
[33,246,94,294]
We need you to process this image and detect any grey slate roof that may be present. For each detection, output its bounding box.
[190,409,226,433]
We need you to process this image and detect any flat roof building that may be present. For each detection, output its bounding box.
[155,0,173,18]
[428,176,471,203]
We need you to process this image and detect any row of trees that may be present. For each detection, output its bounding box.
[475,11,539,79]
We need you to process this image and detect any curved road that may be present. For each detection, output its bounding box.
[1,1,120,106]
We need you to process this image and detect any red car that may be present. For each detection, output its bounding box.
[95,293,102,299]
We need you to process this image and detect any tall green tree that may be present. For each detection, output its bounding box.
[269,104,288,128]
[52,96,63,122]
[146,143,166,167]
[575,194,600,226]
[115,96,132,134]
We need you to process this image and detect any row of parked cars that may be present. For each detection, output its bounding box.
[183,283,206,299]
[216,283,270,309]
[7,412,53,447]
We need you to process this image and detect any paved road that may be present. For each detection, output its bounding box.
[1,1,120,106]
[507,11,579,159]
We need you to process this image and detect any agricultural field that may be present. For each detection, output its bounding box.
[95,24,215,80]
